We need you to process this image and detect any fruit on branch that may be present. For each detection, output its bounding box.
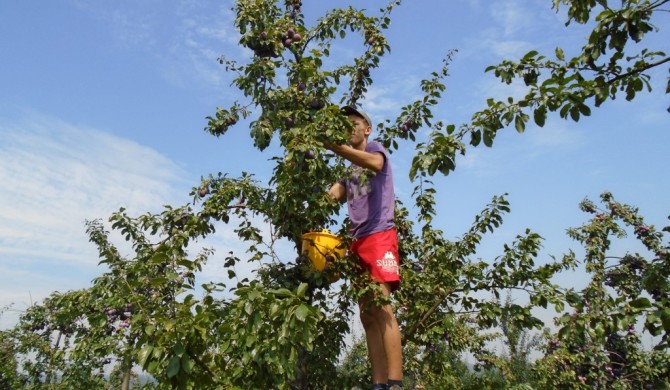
[309,99,325,110]
[245,34,280,58]
[401,120,415,132]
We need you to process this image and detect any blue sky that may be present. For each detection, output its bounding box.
[1,0,668,330]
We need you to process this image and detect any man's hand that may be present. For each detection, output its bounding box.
[328,182,346,202]
[322,140,346,153]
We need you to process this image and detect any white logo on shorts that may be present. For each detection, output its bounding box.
[376,251,399,275]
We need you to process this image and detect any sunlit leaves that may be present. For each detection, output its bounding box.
[535,193,670,388]
[412,0,669,178]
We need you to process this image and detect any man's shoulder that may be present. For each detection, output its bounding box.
[365,141,386,153]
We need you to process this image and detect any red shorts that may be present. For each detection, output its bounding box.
[350,228,401,292]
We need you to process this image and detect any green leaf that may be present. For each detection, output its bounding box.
[630,297,651,309]
[660,308,670,332]
[295,304,309,322]
[167,355,181,378]
[569,106,580,122]
[483,130,494,147]
[150,277,169,287]
[138,345,153,369]
[144,324,155,336]
[555,47,565,61]
[533,106,547,127]
[272,288,293,298]
[514,115,526,133]
[438,156,455,176]
[181,354,194,374]
[296,282,308,298]
[150,251,169,264]
[409,156,420,181]
[559,103,571,119]
[578,103,591,116]
[470,130,482,146]
[174,343,185,357]
[523,50,539,60]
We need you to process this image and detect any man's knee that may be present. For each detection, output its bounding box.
[360,303,394,329]
[359,309,377,329]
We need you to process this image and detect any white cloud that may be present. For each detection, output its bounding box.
[490,0,535,37]
[0,111,305,329]
[110,9,156,47]
[454,118,584,179]
[363,85,405,119]
[161,3,242,89]
[458,0,558,64]
[0,111,189,328]
[68,0,241,90]
[526,121,584,150]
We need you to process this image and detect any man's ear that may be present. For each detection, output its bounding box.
[364,125,372,137]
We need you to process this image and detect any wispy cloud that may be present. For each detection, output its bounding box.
[455,118,585,178]
[68,0,241,90]
[0,110,302,329]
[490,0,536,38]
[163,3,242,88]
[0,111,189,327]
[459,0,557,63]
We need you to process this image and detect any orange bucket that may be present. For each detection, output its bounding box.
[301,229,345,273]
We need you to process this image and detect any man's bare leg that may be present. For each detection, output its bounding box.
[359,282,403,385]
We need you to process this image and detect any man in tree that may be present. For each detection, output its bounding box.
[327,106,403,390]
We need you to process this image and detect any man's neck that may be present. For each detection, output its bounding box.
[351,138,368,151]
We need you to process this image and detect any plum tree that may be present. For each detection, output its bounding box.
[2,1,668,389]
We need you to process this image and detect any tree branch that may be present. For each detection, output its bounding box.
[608,56,670,84]
[187,347,219,382]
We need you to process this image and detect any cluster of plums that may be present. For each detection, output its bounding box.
[103,303,133,329]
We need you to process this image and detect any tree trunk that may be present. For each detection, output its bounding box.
[121,366,131,390]
[120,355,132,390]
[46,330,62,385]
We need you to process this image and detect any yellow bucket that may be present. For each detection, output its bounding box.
[301,229,345,272]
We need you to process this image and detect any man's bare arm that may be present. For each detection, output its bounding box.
[329,144,384,173]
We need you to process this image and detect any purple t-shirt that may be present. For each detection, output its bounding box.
[341,141,395,238]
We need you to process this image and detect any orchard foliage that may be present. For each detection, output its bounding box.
[417,0,670,179]
[1,0,669,389]
[534,193,670,389]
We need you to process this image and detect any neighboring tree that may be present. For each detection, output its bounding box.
[471,293,543,388]
[0,328,21,389]
[336,337,370,388]
[533,193,670,389]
